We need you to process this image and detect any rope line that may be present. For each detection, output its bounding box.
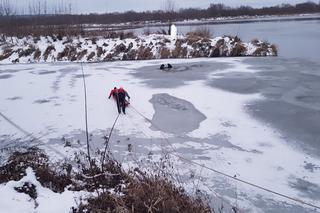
[80,62,91,163]
[101,113,120,170]
[129,105,320,211]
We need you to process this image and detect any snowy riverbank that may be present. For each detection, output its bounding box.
[0,34,276,64]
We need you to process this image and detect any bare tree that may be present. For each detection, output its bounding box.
[43,0,47,15]
[0,2,3,16]
[162,0,177,23]
[0,0,15,16]
[163,0,176,13]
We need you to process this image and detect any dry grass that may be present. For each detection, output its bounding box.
[253,47,266,56]
[76,169,212,213]
[230,43,247,56]
[210,47,220,57]
[160,47,171,59]
[137,46,153,60]
[172,43,188,58]
[186,36,201,46]
[186,27,212,40]
[122,49,137,60]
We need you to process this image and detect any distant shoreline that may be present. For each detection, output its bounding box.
[85,13,320,32]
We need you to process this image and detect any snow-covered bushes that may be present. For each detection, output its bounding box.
[0,147,212,212]
[0,147,72,193]
[0,34,277,64]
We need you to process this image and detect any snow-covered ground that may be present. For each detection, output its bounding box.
[0,57,320,212]
[0,167,87,213]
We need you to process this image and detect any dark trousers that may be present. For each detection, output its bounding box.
[118,93,126,114]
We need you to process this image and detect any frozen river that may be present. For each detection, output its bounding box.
[1,56,320,212]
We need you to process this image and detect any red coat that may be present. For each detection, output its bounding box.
[109,89,118,98]
[118,88,130,99]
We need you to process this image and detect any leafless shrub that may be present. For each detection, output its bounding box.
[214,39,228,56]
[126,42,134,52]
[171,39,189,58]
[114,43,126,54]
[76,49,87,60]
[33,48,41,60]
[216,38,225,46]
[160,47,171,58]
[57,46,69,60]
[96,46,104,58]
[103,53,114,61]
[43,45,55,61]
[76,170,212,213]
[0,45,14,60]
[230,43,247,56]
[122,49,137,60]
[186,36,200,46]
[137,46,153,60]
[100,31,136,40]
[210,47,220,57]
[251,39,260,45]
[163,38,171,43]
[18,45,36,58]
[187,27,212,39]
[67,46,77,61]
[172,45,182,58]
[270,44,278,56]
[91,37,97,45]
[62,37,73,45]
[87,51,95,61]
[253,47,266,56]
[0,147,72,193]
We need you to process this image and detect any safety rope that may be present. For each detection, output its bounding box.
[80,62,91,163]
[129,105,320,211]
[101,113,120,170]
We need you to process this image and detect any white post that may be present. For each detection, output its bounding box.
[170,24,177,40]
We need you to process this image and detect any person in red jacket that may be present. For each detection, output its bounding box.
[108,87,118,100]
[108,87,121,113]
[108,87,130,114]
